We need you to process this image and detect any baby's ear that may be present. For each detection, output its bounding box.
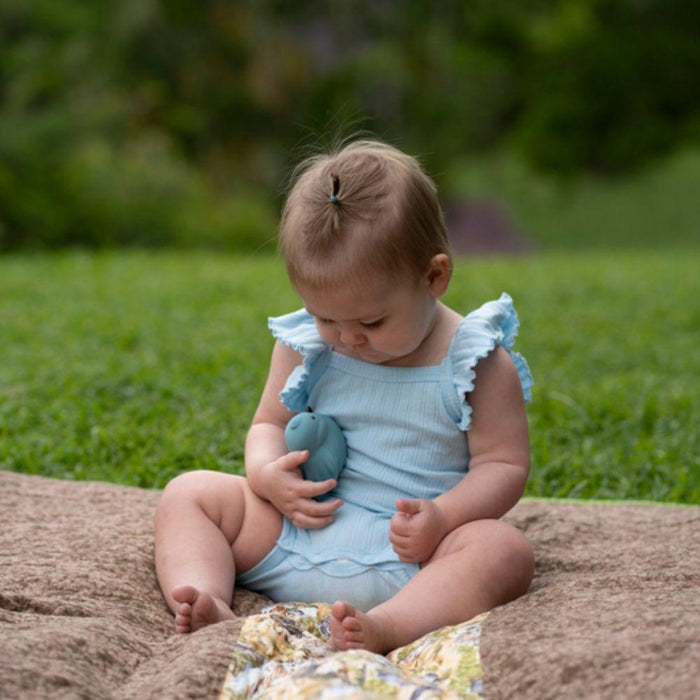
[425,254,452,297]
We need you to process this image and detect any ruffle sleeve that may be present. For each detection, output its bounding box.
[450,293,533,431]
[268,309,329,413]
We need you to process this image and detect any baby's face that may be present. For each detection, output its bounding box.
[300,278,439,366]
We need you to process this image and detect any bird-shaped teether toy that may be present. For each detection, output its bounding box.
[284,411,347,483]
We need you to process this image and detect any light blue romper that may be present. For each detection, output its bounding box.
[237,293,533,611]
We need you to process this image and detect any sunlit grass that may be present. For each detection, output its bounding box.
[1,250,698,503]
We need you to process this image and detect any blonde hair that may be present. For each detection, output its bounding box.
[279,140,451,292]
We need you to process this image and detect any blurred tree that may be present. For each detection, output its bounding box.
[499,0,700,172]
[0,0,698,248]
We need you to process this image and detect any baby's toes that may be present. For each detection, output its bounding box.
[344,629,365,645]
[175,615,191,633]
[342,615,362,633]
[175,605,191,627]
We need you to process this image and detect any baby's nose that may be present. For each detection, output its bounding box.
[339,325,365,346]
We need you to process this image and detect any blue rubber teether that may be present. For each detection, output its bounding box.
[284,411,347,482]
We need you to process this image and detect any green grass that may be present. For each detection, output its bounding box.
[1,250,698,503]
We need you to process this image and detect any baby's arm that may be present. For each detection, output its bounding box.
[245,341,342,529]
[390,346,530,562]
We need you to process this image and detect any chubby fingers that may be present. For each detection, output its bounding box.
[395,498,423,515]
[390,498,424,535]
[389,513,412,540]
[300,476,339,499]
[289,493,342,529]
[277,450,310,471]
[388,526,410,549]
[388,530,420,563]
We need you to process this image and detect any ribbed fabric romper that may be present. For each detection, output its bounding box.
[236,293,533,610]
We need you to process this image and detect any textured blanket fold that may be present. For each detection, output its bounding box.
[1,471,697,699]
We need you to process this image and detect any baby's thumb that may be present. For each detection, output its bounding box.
[396,498,422,515]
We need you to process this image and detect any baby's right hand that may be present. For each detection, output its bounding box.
[262,450,342,529]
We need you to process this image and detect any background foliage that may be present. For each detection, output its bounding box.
[2,0,699,249]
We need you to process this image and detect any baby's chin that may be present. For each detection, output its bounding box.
[334,345,394,364]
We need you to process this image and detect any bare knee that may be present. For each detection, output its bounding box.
[505,523,534,585]
[482,520,534,600]
[155,470,246,528]
[441,519,534,603]
[162,470,246,500]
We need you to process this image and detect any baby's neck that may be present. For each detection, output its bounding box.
[384,303,463,368]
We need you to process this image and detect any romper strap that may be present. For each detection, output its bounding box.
[269,309,330,413]
[443,293,533,431]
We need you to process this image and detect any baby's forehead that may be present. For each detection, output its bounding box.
[301,288,387,322]
[300,280,412,322]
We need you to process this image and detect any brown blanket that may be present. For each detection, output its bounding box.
[1,470,697,699]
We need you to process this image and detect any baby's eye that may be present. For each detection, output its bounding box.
[317,317,334,325]
[361,319,384,330]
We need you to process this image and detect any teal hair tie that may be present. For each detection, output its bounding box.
[330,174,340,203]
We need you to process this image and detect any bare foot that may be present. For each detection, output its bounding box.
[171,584,235,633]
[329,600,395,654]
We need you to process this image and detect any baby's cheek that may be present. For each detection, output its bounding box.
[317,326,336,345]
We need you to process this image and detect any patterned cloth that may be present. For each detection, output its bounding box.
[220,602,486,699]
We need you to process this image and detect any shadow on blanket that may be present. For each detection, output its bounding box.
[0,470,698,699]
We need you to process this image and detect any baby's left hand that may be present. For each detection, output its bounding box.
[389,499,448,563]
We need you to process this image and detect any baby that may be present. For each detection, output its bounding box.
[154,139,534,654]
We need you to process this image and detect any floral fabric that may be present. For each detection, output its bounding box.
[220,602,486,699]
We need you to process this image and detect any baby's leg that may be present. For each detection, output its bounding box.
[330,519,533,654]
[154,470,282,632]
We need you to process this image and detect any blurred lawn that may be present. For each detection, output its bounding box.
[448,149,700,250]
[1,250,698,503]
